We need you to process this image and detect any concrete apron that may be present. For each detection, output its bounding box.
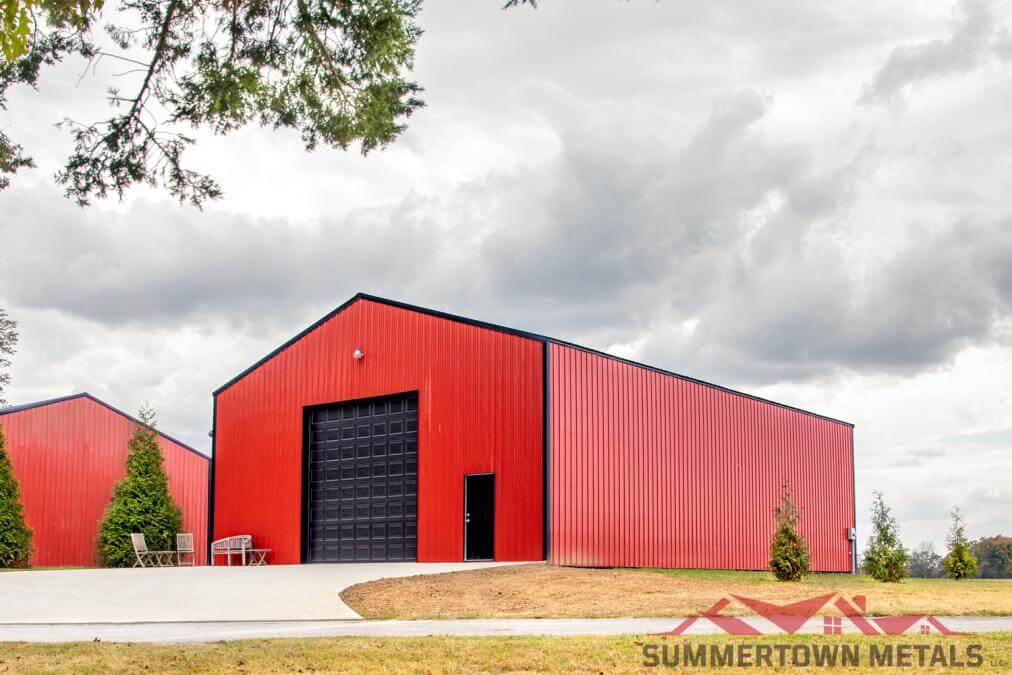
[0,616,1011,644]
[0,562,515,623]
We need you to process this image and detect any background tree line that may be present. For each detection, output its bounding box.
[909,536,1012,579]
[861,496,1009,581]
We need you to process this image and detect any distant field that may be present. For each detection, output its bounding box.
[1,633,1009,673]
[342,563,1012,620]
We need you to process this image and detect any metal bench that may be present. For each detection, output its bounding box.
[211,535,252,566]
[211,535,271,566]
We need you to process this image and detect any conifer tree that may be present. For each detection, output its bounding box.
[863,490,909,582]
[942,506,978,580]
[96,405,182,567]
[0,307,32,567]
[0,423,33,567]
[769,480,810,581]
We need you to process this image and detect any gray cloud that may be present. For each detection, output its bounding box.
[944,428,1012,445]
[0,193,451,330]
[887,455,927,468]
[4,87,1012,389]
[2,88,829,373]
[477,90,813,339]
[657,216,1011,383]
[968,483,1012,506]
[862,0,1011,104]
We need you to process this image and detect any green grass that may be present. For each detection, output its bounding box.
[0,566,89,573]
[0,633,1009,673]
[647,568,969,587]
[647,567,1012,591]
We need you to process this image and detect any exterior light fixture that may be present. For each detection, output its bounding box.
[353,348,365,360]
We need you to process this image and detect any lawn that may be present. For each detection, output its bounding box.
[0,633,1009,673]
[341,563,1012,620]
[0,567,86,573]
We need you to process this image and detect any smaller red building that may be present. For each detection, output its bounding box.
[0,393,209,566]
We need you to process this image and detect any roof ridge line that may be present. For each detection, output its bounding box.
[1,392,209,460]
[212,292,853,427]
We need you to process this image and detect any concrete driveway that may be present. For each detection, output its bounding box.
[0,562,511,623]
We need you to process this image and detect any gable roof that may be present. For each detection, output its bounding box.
[214,292,853,427]
[0,392,209,459]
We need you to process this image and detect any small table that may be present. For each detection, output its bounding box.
[247,549,271,566]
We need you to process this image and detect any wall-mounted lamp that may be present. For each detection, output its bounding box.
[353,347,365,360]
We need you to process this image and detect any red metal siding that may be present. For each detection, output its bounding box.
[1,397,209,566]
[213,298,543,564]
[549,343,854,572]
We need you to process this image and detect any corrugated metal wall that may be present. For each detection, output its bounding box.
[548,343,854,571]
[213,298,543,564]
[0,396,208,566]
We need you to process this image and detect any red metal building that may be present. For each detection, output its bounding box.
[212,294,855,571]
[0,393,209,566]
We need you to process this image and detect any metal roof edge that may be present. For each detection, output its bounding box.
[212,293,546,398]
[1,392,209,459]
[0,392,90,416]
[213,292,854,428]
[213,294,365,396]
[542,339,854,428]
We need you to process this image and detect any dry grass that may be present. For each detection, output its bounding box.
[341,563,1012,620]
[0,633,1009,673]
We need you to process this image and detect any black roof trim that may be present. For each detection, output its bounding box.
[213,293,854,428]
[0,392,90,416]
[213,294,362,395]
[0,392,209,459]
[212,293,548,397]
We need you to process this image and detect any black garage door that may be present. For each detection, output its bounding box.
[305,392,418,562]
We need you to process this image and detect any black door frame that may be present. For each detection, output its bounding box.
[463,472,495,561]
[300,390,420,564]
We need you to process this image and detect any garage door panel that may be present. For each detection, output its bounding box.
[306,392,418,562]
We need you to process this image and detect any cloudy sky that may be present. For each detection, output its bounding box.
[2,0,1010,552]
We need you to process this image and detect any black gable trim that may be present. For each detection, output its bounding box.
[212,292,853,428]
[1,393,208,459]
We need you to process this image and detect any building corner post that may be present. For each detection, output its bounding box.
[542,340,551,563]
[207,396,217,564]
[850,424,857,574]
